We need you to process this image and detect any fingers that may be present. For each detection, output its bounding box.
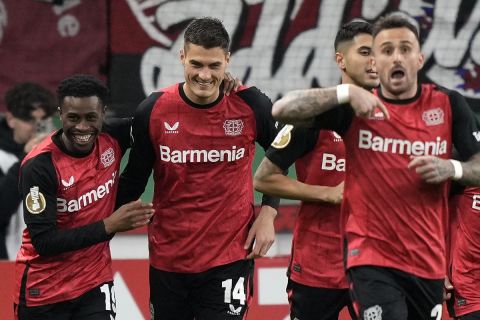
[246,239,274,259]
[376,100,390,120]
[223,72,234,95]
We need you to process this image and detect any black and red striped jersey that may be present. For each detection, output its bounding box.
[266,127,347,289]
[117,83,278,273]
[14,120,130,306]
[315,84,480,280]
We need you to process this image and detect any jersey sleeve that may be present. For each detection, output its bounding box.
[116,92,160,208]
[449,90,480,160]
[236,86,280,208]
[21,153,110,256]
[236,87,279,149]
[103,117,133,154]
[313,103,354,135]
[266,126,320,170]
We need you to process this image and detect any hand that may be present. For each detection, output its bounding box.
[408,156,455,184]
[244,206,276,259]
[104,200,154,234]
[223,72,243,95]
[349,85,389,120]
[24,133,50,153]
[443,276,453,301]
[319,182,344,204]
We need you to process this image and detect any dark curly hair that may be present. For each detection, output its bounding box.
[184,17,230,52]
[57,74,109,109]
[5,82,56,120]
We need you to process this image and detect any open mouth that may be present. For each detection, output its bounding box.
[391,69,405,79]
[72,134,93,145]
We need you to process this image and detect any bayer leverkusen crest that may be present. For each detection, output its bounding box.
[223,120,244,136]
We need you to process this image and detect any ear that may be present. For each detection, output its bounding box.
[225,51,230,65]
[335,52,346,71]
[5,112,16,129]
[180,48,186,65]
[418,52,425,70]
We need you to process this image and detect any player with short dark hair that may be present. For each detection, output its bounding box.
[116,17,279,320]
[272,13,480,320]
[14,74,154,320]
[0,82,56,260]
[254,19,376,320]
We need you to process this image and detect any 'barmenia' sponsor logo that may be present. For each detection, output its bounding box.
[159,145,245,163]
[57,171,117,213]
[358,130,447,156]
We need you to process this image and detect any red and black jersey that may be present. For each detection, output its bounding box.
[266,127,347,289]
[14,120,130,307]
[450,187,480,316]
[117,83,278,273]
[315,84,480,280]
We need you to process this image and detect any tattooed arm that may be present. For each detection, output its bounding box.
[272,85,388,127]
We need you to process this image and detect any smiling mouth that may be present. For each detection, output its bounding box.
[73,134,93,145]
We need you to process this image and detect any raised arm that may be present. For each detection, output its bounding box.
[272,85,388,126]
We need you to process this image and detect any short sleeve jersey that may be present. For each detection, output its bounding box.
[315,84,480,279]
[450,187,480,316]
[266,126,347,289]
[118,83,277,273]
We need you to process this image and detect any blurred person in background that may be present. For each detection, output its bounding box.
[254,20,377,320]
[14,74,154,320]
[0,82,56,260]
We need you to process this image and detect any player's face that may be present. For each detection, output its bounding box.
[338,33,379,90]
[7,108,46,144]
[373,27,424,99]
[59,96,104,155]
[181,43,230,105]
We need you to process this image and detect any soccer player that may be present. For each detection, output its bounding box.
[448,185,480,319]
[272,13,480,320]
[254,20,377,320]
[116,17,279,320]
[14,75,154,320]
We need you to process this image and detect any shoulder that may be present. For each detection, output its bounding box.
[235,86,272,107]
[22,152,55,178]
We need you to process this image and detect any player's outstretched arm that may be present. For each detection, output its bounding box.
[272,85,388,126]
[104,199,154,234]
[254,157,343,203]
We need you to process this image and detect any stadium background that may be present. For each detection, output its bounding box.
[0,0,479,319]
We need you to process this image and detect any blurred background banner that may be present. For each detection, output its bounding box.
[109,0,480,116]
[0,0,108,111]
[0,1,478,114]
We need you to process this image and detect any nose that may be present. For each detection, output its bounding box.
[198,68,211,81]
[393,49,402,64]
[75,119,89,131]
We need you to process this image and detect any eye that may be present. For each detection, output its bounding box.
[382,47,392,55]
[87,114,98,122]
[67,115,79,122]
[359,49,371,56]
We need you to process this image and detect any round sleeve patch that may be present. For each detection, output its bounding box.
[271,124,293,149]
[25,186,46,214]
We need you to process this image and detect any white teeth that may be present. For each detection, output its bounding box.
[75,134,92,142]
